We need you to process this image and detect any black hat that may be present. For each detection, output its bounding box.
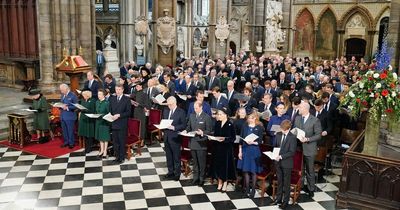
[28,89,41,96]
[218,107,230,115]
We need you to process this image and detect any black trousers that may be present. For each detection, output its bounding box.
[165,136,182,177]
[191,150,207,182]
[276,164,292,204]
[84,137,93,152]
[112,129,127,161]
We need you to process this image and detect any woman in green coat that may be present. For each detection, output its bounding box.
[29,89,50,141]
[95,89,110,159]
[78,90,96,153]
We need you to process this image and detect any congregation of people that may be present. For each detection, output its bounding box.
[29,51,371,209]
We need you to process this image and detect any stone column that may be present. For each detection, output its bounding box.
[387,0,400,72]
[119,0,137,65]
[208,0,216,58]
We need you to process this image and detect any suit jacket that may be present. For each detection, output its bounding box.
[252,86,265,102]
[311,109,333,135]
[182,83,197,99]
[193,80,204,91]
[84,79,101,99]
[294,115,322,156]
[211,95,229,110]
[144,86,160,100]
[120,66,128,77]
[162,107,187,140]
[226,90,238,116]
[186,112,213,150]
[165,81,176,96]
[60,91,78,121]
[258,102,277,116]
[109,95,132,130]
[229,69,241,82]
[275,132,297,168]
[206,76,221,90]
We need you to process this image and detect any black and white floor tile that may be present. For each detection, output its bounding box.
[0,143,341,210]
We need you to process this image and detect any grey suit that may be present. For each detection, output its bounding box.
[186,111,213,182]
[294,114,322,192]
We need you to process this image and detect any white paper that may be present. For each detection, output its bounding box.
[52,102,66,108]
[204,90,211,97]
[153,94,166,104]
[21,109,37,112]
[85,114,102,118]
[263,148,281,160]
[177,94,187,101]
[179,130,196,137]
[220,93,227,99]
[242,133,259,144]
[234,135,241,143]
[76,89,82,94]
[73,103,88,110]
[258,110,272,119]
[102,113,115,122]
[207,135,225,141]
[154,119,173,129]
[270,124,282,133]
[291,128,306,140]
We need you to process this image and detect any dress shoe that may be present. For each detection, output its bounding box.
[191,179,199,185]
[308,191,314,198]
[279,203,288,209]
[60,144,68,148]
[164,174,174,180]
[173,176,180,181]
[102,155,108,159]
[197,181,204,186]
[68,145,74,149]
[271,199,282,205]
[249,189,256,198]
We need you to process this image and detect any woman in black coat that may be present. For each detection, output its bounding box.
[211,108,236,192]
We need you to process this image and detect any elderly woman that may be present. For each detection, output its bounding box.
[29,89,50,142]
[78,89,96,153]
[95,89,110,159]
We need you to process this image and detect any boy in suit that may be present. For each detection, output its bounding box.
[185,101,213,186]
[272,120,297,209]
[59,84,78,149]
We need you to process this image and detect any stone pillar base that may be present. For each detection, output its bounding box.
[103,47,120,78]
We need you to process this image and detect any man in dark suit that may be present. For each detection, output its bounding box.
[228,63,241,85]
[96,50,106,77]
[144,78,160,107]
[193,73,204,91]
[226,80,238,116]
[109,84,132,164]
[258,93,277,128]
[59,84,78,149]
[311,99,333,145]
[163,73,176,96]
[211,87,229,111]
[321,92,338,119]
[186,101,213,186]
[272,120,297,209]
[294,102,322,198]
[103,74,116,94]
[206,69,221,90]
[84,71,101,99]
[252,78,265,102]
[163,96,187,181]
[120,62,130,78]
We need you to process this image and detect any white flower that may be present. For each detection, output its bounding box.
[392,91,396,97]
[370,93,375,98]
[348,105,354,111]
[373,73,380,78]
[359,82,364,89]
[375,83,382,89]
[349,91,355,98]
[393,72,398,80]
[388,65,393,71]
[367,70,373,75]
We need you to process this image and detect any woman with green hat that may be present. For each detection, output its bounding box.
[29,89,50,142]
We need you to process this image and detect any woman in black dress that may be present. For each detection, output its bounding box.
[211,108,236,192]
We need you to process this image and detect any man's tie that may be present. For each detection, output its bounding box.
[209,78,213,90]
[148,88,151,97]
[302,116,306,125]
[89,80,92,89]
[316,111,319,118]
[168,109,174,119]
[280,134,286,148]
[117,96,120,102]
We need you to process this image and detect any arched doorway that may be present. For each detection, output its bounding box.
[345,38,366,61]
[378,17,389,52]
[230,41,236,55]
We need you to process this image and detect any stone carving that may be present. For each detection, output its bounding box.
[193,14,208,26]
[104,35,112,49]
[135,36,144,56]
[242,39,250,51]
[135,16,149,36]
[193,28,202,48]
[156,9,176,54]
[177,27,185,53]
[265,1,284,51]
[256,41,263,53]
[200,31,208,49]
[215,16,230,46]
[347,15,366,28]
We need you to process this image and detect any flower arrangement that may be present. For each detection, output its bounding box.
[340,67,400,121]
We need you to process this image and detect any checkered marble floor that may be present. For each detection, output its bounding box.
[0,143,341,210]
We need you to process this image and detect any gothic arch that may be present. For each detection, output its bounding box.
[294,7,316,27]
[339,5,374,30]
[103,26,117,40]
[294,8,315,56]
[96,25,104,40]
[374,5,390,26]
[316,6,338,27]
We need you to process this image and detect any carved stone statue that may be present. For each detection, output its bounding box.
[215,16,230,46]
[135,36,144,56]
[156,9,176,54]
[265,1,284,51]
[104,35,112,49]
[177,27,185,53]
[135,16,149,36]
[242,39,250,51]
[256,41,263,53]
[200,32,208,49]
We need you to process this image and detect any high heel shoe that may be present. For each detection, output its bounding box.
[102,155,108,159]
[221,182,228,193]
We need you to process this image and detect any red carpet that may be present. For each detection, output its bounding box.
[0,137,81,159]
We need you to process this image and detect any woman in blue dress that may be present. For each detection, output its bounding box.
[237,111,264,198]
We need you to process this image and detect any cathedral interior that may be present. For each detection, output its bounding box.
[0,0,399,210]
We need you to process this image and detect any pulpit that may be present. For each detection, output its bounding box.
[55,55,92,94]
[8,113,31,148]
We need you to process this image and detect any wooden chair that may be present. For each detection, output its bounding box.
[180,136,192,177]
[147,109,162,145]
[126,118,142,160]
[272,150,304,204]
[257,144,274,198]
[340,128,362,145]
